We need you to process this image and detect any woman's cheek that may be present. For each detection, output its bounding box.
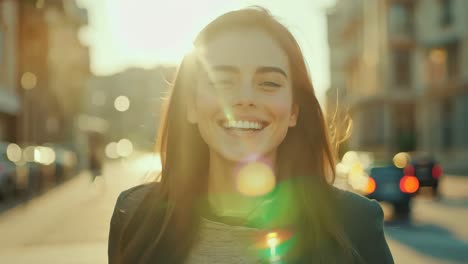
[196,92,223,116]
[268,95,294,119]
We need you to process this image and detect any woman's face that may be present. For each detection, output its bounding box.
[187,27,298,163]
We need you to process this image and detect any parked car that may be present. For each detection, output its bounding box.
[17,145,48,195]
[0,142,17,201]
[338,151,420,218]
[43,144,78,183]
[407,152,443,197]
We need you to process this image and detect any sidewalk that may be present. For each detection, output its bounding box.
[0,169,119,264]
[0,158,148,264]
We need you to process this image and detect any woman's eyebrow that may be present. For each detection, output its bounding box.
[256,66,288,78]
[209,65,288,78]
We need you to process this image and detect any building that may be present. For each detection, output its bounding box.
[327,0,468,173]
[15,0,89,146]
[45,0,90,143]
[0,0,20,142]
[415,0,468,174]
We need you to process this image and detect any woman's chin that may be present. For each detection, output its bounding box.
[216,149,274,164]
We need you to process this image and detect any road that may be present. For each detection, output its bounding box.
[0,154,467,264]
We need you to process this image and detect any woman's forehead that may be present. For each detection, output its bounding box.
[197,27,290,74]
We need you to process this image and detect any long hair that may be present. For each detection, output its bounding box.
[119,7,359,263]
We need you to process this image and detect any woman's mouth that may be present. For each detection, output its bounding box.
[217,119,270,132]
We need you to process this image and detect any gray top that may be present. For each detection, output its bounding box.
[109,182,394,263]
[186,217,261,264]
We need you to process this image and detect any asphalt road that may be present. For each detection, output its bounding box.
[0,155,466,264]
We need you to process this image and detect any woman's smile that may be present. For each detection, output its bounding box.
[216,116,271,137]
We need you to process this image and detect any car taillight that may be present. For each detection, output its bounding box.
[403,165,415,176]
[400,176,419,193]
[432,164,443,179]
[365,177,376,194]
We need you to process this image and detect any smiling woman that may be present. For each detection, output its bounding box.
[108,6,394,264]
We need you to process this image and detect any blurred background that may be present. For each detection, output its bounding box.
[0,0,467,263]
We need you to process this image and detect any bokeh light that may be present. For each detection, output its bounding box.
[36,147,56,165]
[236,161,275,197]
[114,95,130,112]
[393,152,410,168]
[400,176,419,194]
[116,138,133,157]
[105,142,119,159]
[6,143,22,163]
[365,177,376,194]
[20,72,37,90]
[23,146,36,162]
[429,49,447,64]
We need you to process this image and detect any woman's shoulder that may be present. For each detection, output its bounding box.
[332,186,383,217]
[113,182,160,216]
[331,188,394,262]
[332,186,386,243]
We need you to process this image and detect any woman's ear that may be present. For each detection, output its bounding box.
[289,104,299,127]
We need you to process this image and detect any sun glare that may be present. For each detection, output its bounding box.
[107,0,239,66]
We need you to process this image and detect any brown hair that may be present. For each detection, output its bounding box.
[119,7,359,263]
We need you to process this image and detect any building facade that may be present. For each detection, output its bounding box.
[327,0,468,173]
[15,0,89,146]
[0,0,20,142]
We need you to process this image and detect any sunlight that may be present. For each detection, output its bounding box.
[107,0,239,66]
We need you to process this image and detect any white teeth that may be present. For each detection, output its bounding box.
[221,120,265,130]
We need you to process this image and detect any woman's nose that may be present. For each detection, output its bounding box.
[233,80,256,107]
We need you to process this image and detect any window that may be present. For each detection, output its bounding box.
[362,106,385,147]
[0,30,4,64]
[446,42,459,79]
[0,30,4,84]
[393,104,416,152]
[393,49,411,87]
[389,3,413,35]
[440,0,453,27]
[427,48,447,85]
[441,99,453,149]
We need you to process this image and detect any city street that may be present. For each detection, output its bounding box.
[0,155,467,264]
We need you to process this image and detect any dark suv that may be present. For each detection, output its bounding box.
[406,152,443,197]
[339,151,420,218]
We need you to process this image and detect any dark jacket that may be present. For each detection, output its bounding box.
[108,183,394,264]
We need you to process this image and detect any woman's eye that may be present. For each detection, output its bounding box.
[259,81,281,88]
[209,80,234,88]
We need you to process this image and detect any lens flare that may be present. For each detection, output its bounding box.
[253,229,295,262]
[236,161,275,197]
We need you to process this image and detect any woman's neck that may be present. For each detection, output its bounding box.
[207,151,276,218]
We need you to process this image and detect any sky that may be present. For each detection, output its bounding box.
[76,0,337,104]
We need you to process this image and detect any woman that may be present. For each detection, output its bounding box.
[108,7,394,264]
